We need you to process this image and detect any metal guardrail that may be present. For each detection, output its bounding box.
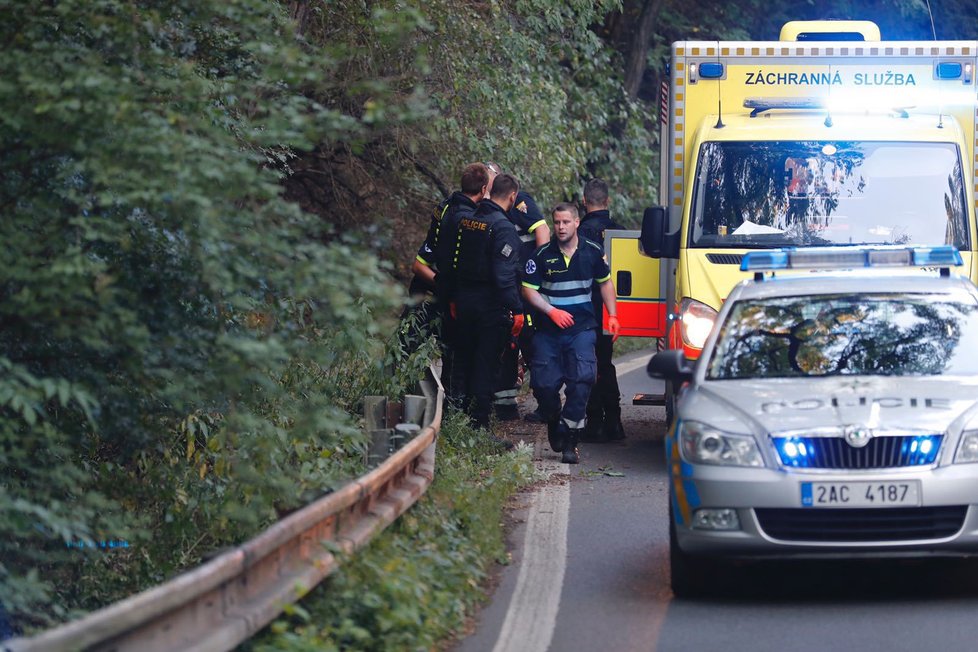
[5,365,443,652]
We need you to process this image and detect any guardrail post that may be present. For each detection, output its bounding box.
[363,396,390,467]
[403,395,426,426]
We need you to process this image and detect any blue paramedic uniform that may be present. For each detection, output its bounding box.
[522,237,612,431]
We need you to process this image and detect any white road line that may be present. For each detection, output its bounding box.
[491,462,570,652]
[614,352,654,377]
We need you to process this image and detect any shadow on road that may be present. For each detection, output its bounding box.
[676,557,978,604]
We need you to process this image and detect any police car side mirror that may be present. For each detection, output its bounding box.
[647,350,694,383]
[639,206,679,259]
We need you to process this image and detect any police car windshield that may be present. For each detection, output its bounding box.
[690,141,969,250]
[707,292,978,379]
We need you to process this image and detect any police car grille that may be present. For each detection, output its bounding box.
[705,253,744,265]
[772,435,943,469]
[755,506,967,542]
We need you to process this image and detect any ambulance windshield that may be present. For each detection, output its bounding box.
[690,141,969,249]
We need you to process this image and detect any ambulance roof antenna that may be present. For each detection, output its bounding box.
[925,0,938,40]
[925,0,945,127]
[714,42,724,129]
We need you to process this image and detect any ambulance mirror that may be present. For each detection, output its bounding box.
[640,206,678,258]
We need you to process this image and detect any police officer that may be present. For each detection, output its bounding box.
[443,173,524,447]
[404,163,492,398]
[493,185,551,421]
[578,178,627,442]
[522,202,620,463]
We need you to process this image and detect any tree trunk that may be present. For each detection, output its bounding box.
[623,0,666,99]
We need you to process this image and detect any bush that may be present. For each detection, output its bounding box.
[0,0,426,629]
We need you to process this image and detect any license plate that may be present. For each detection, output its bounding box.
[801,481,921,508]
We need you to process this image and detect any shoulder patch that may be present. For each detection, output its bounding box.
[501,243,513,258]
[525,259,537,275]
[516,201,527,213]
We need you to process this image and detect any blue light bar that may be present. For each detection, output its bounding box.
[936,61,963,79]
[912,245,964,266]
[699,62,724,79]
[741,245,963,272]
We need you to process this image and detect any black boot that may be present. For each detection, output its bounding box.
[581,411,605,443]
[562,428,580,464]
[547,419,567,453]
[602,406,626,441]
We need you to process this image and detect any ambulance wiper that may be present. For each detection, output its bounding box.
[744,98,826,117]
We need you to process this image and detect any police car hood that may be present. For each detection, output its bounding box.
[689,376,978,435]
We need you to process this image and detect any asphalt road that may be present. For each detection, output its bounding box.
[455,348,978,652]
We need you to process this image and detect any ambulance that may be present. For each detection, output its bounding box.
[608,20,978,415]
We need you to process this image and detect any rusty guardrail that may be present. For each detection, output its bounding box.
[4,364,443,652]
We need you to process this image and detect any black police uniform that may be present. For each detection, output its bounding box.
[401,191,476,396]
[578,209,625,441]
[446,198,523,430]
[493,191,548,419]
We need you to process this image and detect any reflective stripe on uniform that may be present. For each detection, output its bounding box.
[540,279,591,291]
[527,219,547,233]
[546,294,592,306]
[563,416,586,429]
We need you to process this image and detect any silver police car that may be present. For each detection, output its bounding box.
[648,246,978,597]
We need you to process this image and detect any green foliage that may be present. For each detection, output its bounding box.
[422,0,658,219]
[245,410,536,652]
[0,0,428,629]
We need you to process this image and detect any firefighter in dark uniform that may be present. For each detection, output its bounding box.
[522,202,620,463]
[577,178,627,442]
[493,188,550,420]
[441,173,523,447]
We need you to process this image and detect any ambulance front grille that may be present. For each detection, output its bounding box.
[705,253,744,265]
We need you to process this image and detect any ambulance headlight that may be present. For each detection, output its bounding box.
[679,298,718,350]
[680,421,763,467]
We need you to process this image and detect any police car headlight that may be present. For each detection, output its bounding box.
[679,299,718,350]
[680,421,764,467]
[954,431,978,463]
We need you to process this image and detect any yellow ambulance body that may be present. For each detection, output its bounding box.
[610,21,978,369]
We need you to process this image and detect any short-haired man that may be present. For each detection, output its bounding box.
[577,178,627,442]
[441,173,524,448]
[521,203,620,463]
[414,162,492,294]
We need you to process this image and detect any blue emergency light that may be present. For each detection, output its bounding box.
[740,245,963,272]
[936,61,963,79]
[698,62,724,79]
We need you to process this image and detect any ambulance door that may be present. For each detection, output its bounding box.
[603,229,667,338]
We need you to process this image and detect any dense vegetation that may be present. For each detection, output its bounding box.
[2,0,976,640]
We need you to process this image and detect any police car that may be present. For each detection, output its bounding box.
[647,246,978,597]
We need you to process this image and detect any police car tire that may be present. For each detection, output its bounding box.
[669,502,711,599]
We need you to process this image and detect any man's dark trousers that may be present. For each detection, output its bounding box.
[530,328,597,427]
[451,295,510,430]
[587,330,622,422]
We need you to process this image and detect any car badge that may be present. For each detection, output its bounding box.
[844,426,872,448]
